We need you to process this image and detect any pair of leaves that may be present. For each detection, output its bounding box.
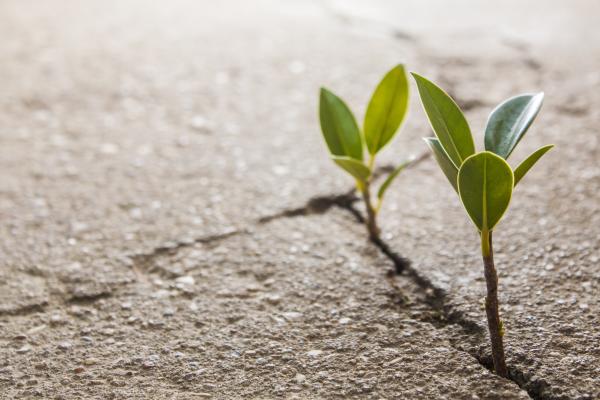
[413,74,553,231]
[319,65,409,187]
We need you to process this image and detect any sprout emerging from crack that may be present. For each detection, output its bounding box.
[319,64,416,242]
[412,72,553,378]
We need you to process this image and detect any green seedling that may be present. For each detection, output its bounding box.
[412,72,553,378]
[319,64,417,242]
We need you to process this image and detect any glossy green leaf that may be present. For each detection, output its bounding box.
[424,137,458,192]
[319,88,363,160]
[331,156,371,182]
[364,65,409,155]
[513,144,554,186]
[377,159,411,200]
[484,93,544,159]
[458,152,514,231]
[411,73,475,167]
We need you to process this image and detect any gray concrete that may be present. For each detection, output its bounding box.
[0,212,530,399]
[0,0,598,399]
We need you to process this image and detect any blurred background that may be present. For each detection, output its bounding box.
[1,0,598,257]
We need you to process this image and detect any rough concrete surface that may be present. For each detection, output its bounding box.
[0,0,598,399]
[0,212,531,399]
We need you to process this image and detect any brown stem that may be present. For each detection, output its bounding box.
[482,230,508,378]
[360,183,380,240]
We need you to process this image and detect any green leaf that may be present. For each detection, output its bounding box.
[411,73,475,167]
[484,92,544,159]
[458,151,514,231]
[377,159,411,200]
[319,88,363,161]
[331,156,371,182]
[364,64,409,155]
[424,137,458,192]
[513,144,554,186]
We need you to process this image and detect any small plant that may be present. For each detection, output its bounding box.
[318,64,414,242]
[412,72,553,378]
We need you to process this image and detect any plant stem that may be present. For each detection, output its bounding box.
[360,182,380,240]
[367,154,376,171]
[481,229,508,378]
[359,154,380,240]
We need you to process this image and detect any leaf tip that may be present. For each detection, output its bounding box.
[392,63,406,73]
[422,137,435,149]
[533,91,545,108]
[540,143,555,155]
[409,71,424,82]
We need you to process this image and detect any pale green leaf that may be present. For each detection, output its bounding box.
[513,144,554,186]
[377,159,411,200]
[458,151,514,231]
[424,137,458,192]
[485,93,544,159]
[319,88,363,160]
[331,156,371,182]
[364,64,409,155]
[411,73,475,167]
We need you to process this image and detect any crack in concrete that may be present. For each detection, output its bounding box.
[3,192,558,399]
[258,188,359,224]
[262,184,565,399]
[130,229,244,281]
[320,191,564,399]
[1,231,248,319]
[4,182,559,399]
[337,201,559,400]
[259,156,429,271]
[257,163,399,223]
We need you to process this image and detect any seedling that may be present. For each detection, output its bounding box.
[319,64,418,243]
[412,72,553,378]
